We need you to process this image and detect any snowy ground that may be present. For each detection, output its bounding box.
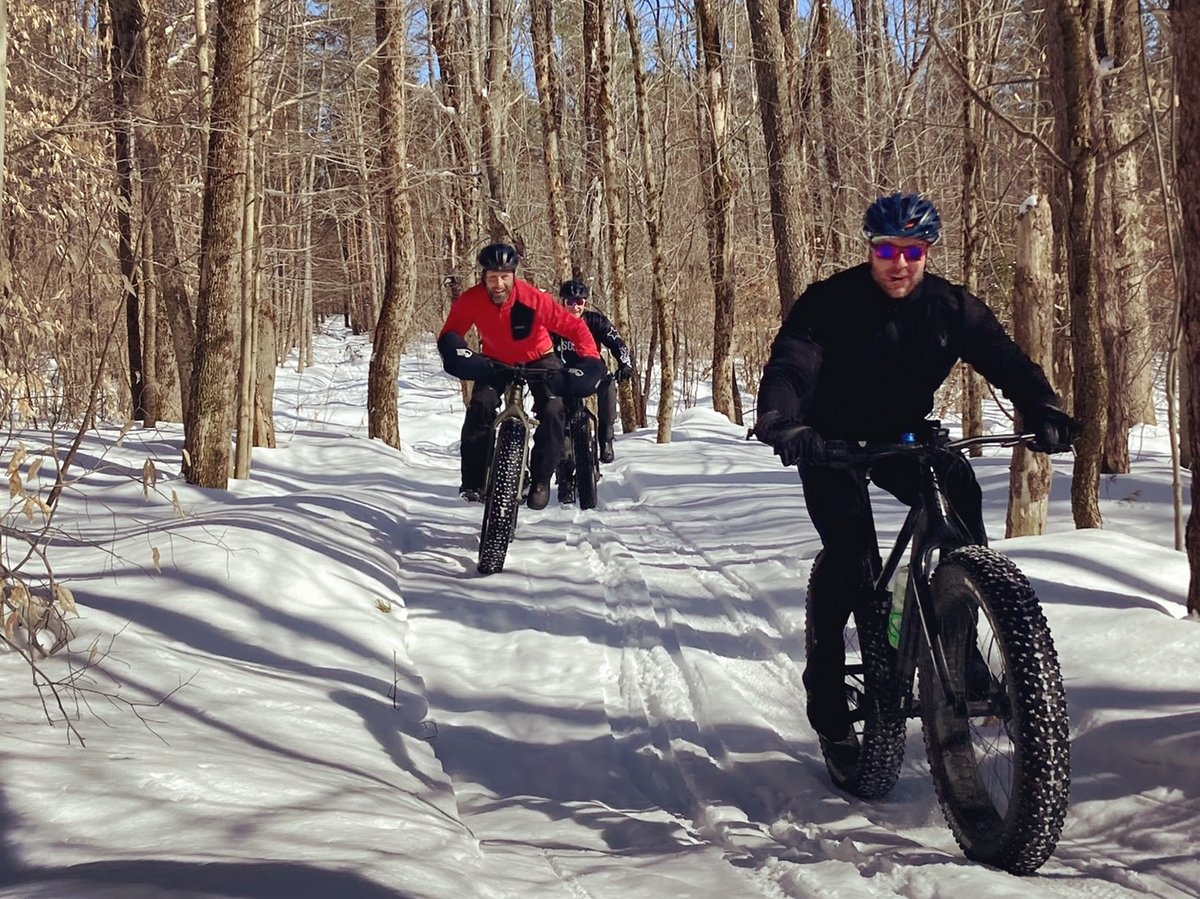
[0,324,1196,898]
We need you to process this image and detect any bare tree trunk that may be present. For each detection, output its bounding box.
[430,0,481,298]
[478,0,514,244]
[958,0,983,452]
[623,0,675,442]
[368,0,416,448]
[585,0,634,432]
[185,0,254,488]
[1173,1,1200,615]
[107,0,147,423]
[1008,195,1056,537]
[234,0,260,479]
[530,0,571,283]
[814,0,842,260]
[1099,0,1153,473]
[744,0,809,316]
[695,0,736,420]
[1046,0,1105,529]
[135,0,195,422]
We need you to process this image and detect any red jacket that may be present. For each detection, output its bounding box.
[438,279,600,364]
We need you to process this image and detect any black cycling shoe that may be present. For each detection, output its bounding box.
[459,486,484,504]
[600,441,615,464]
[527,481,551,510]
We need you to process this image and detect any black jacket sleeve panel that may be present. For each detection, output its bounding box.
[756,283,826,426]
[585,310,632,367]
[437,331,508,382]
[956,289,1059,415]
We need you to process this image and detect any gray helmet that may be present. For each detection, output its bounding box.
[476,243,521,272]
[559,279,590,301]
[862,193,942,245]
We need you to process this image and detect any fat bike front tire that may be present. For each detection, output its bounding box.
[918,545,1070,875]
[477,419,526,575]
[805,552,907,799]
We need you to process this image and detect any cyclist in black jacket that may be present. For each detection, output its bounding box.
[753,193,1076,744]
[554,279,634,469]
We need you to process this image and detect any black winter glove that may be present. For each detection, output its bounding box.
[551,357,607,397]
[615,363,635,384]
[754,413,826,467]
[772,425,827,467]
[1025,405,1078,454]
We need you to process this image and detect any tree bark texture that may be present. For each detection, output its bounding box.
[1172,0,1200,615]
[185,0,254,488]
[623,0,674,442]
[368,0,416,449]
[530,0,571,284]
[1046,0,1105,529]
[695,0,736,421]
[744,0,810,316]
[107,0,147,423]
[1007,195,1056,537]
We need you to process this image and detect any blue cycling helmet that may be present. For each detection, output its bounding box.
[477,242,521,272]
[862,193,942,245]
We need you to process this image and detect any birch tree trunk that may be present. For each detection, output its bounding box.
[368,0,416,449]
[1173,0,1200,615]
[1008,195,1056,537]
[694,0,736,420]
[1046,0,1105,529]
[186,0,254,488]
[623,0,674,442]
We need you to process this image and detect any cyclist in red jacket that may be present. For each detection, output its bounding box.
[438,243,605,510]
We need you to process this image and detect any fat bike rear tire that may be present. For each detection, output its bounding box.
[573,413,599,511]
[805,552,907,799]
[918,545,1070,875]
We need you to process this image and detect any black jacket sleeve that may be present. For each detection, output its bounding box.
[756,289,824,429]
[957,291,1060,416]
[437,332,509,382]
[587,311,632,367]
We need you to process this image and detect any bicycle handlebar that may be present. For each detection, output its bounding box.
[822,432,1050,466]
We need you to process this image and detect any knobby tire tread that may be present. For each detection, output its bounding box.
[573,412,599,511]
[919,545,1070,874]
[477,419,526,574]
[805,552,907,800]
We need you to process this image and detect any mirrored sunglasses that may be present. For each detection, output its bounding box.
[873,242,927,263]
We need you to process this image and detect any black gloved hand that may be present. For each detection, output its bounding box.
[550,357,606,397]
[772,424,826,467]
[1025,405,1078,453]
[614,363,635,384]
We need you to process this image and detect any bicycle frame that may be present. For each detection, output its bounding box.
[836,432,1036,718]
[489,378,538,496]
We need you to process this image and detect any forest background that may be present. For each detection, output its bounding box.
[3,0,1200,636]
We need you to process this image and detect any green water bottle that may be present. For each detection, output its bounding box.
[887,565,908,649]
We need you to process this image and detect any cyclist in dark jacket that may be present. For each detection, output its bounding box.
[553,279,634,467]
[437,244,604,511]
[753,193,1076,744]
